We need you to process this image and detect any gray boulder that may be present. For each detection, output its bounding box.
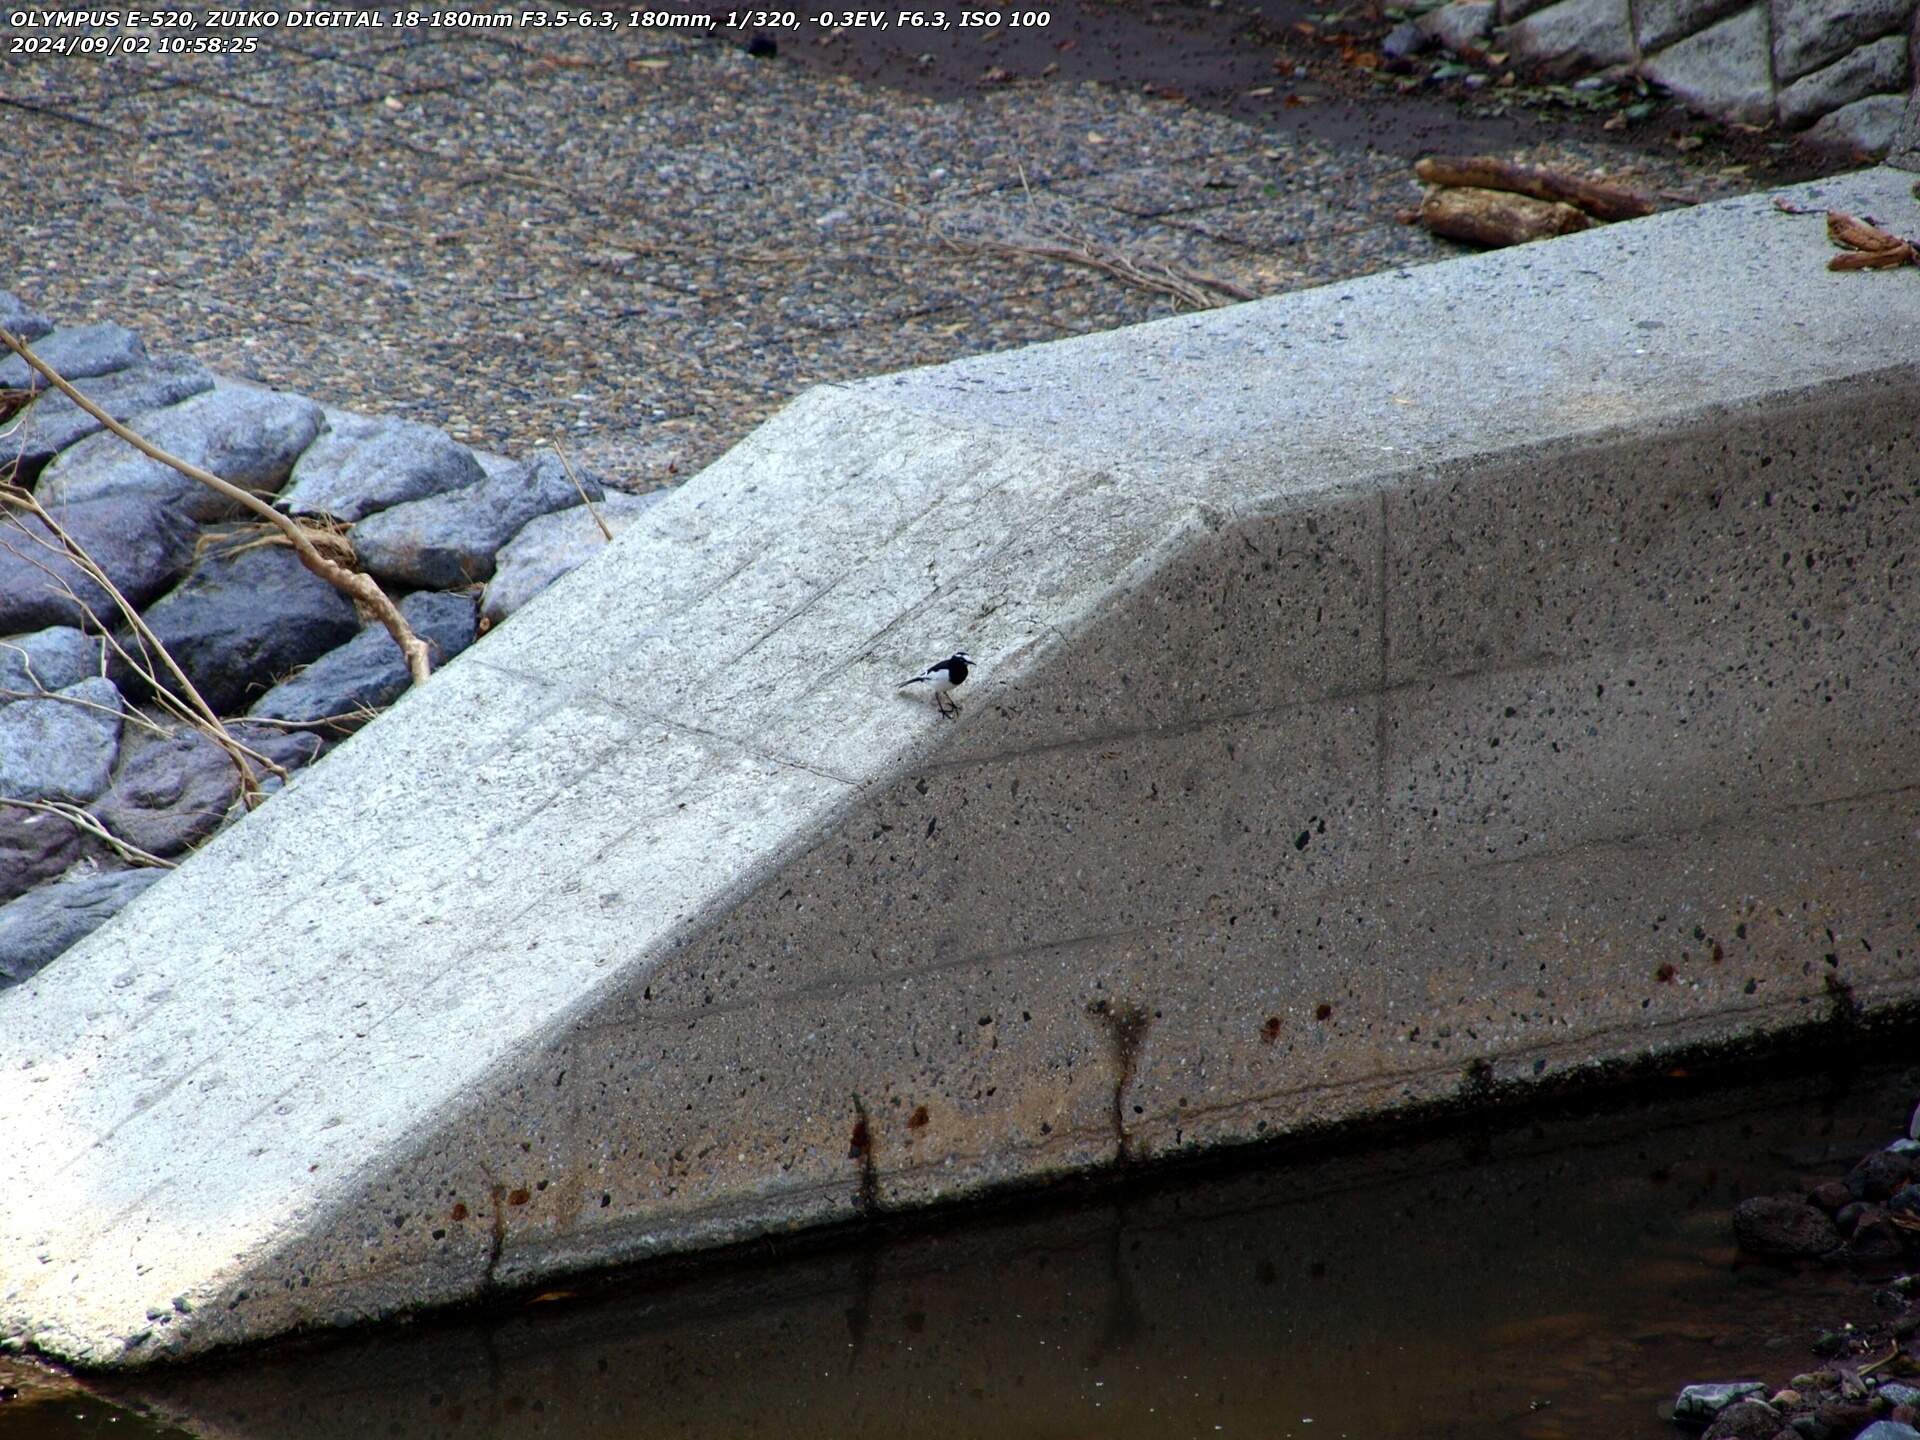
[91,724,244,859]
[1634,0,1738,53]
[1702,1399,1784,1439]
[0,321,145,394]
[0,867,166,988]
[230,721,326,776]
[138,542,361,715]
[1771,0,1910,82]
[9,355,215,473]
[219,722,326,810]
[276,410,485,522]
[1732,1194,1841,1256]
[0,291,53,345]
[1382,17,1431,58]
[1673,1383,1767,1424]
[0,493,200,633]
[0,676,125,803]
[1500,0,1633,75]
[248,590,477,728]
[1805,92,1910,154]
[0,805,86,905]
[1637,5,1775,123]
[0,626,101,702]
[1419,0,1496,51]
[1779,35,1909,128]
[472,450,522,481]
[481,490,668,624]
[352,454,606,589]
[36,384,325,522]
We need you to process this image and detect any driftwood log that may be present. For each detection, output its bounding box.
[1417,186,1593,248]
[1414,155,1655,222]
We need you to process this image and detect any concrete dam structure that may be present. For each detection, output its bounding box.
[3,154,1919,1370]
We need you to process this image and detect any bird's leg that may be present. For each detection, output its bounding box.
[938,694,958,720]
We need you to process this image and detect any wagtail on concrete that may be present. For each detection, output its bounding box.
[899,653,973,719]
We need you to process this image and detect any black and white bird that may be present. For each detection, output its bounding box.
[899,653,973,719]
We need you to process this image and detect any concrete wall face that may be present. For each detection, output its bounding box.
[1478,0,1920,152]
[194,382,1920,1359]
[5,171,1920,1370]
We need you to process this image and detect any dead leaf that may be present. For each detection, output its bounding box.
[1827,210,1904,253]
[1830,247,1916,271]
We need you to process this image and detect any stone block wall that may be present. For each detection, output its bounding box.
[1472,0,1918,152]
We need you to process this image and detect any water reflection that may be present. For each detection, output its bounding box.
[15,1060,1912,1440]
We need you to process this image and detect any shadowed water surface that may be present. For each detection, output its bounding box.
[4,1057,1914,1440]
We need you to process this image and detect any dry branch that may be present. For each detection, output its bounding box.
[0,677,166,739]
[0,326,432,687]
[241,704,384,736]
[549,437,611,541]
[865,165,1260,313]
[0,484,278,802]
[1417,186,1593,248]
[1414,155,1655,222]
[0,797,178,870]
[952,233,1256,310]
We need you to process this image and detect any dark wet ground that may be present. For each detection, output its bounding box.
[4,1051,1915,1440]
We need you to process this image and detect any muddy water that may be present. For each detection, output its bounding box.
[4,1057,1914,1440]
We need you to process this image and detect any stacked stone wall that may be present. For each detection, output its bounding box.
[1433,0,1918,152]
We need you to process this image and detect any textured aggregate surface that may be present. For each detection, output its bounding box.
[0,0,1799,490]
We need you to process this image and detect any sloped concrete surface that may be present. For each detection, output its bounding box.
[3,168,1919,1370]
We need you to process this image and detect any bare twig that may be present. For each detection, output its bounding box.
[0,797,178,870]
[195,514,354,567]
[0,632,105,691]
[0,484,277,803]
[549,437,612,541]
[0,681,168,738]
[240,704,384,735]
[874,174,1256,312]
[947,231,1256,309]
[0,326,432,686]
[1858,1342,1901,1375]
